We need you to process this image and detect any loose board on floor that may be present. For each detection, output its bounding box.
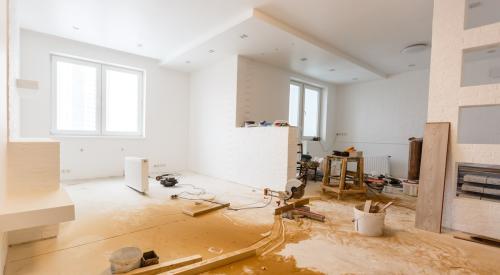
[415,122,450,233]
[182,202,230,217]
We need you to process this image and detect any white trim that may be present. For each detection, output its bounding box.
[50,55,101,136]
[101,65,144,136]
[289,80,322,140]
[50,54,145,137]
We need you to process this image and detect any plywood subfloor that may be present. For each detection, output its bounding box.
[5,173,500,274]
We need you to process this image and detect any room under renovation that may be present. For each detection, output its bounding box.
[0,0,499,274]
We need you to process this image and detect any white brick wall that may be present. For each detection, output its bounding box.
[428,0,500,238]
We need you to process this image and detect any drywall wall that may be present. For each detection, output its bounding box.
[0,0,8,271]
[236,56,337,158]
[334,69,429,178]
[427,0,500,239]
[18,30,190,180]
[188,56,297,190]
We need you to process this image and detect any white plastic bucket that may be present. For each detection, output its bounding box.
[353,204,386,237]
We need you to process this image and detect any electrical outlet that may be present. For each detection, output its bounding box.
[152,163,166,168]
[61,169,71,174]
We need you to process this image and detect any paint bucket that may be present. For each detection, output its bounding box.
[353,204,386,236]
[109,247,142,273]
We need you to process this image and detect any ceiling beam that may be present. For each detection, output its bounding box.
[252,9,388,79]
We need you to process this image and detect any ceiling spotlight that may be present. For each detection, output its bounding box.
[468,1,481,9]
[72,26,80,30]
[208,49,215,54]
[185,60,191,64]
[137,43,143,48]
[401,43,429,54]
[487,49,497,54]
[329,68,336,72]
[408,64,416,67]
[240,34,248,39]
[300,57,308,62]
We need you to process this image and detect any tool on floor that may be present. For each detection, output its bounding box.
[141,250,159,267]
[155,174,178,187]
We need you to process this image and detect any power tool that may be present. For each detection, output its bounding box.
[155,174,178,187]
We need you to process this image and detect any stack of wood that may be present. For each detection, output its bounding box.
[363,200,393,213]
[274,198,325,222]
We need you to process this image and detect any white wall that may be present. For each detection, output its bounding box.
[0,0,8,271]
[462,55,500,86]
[334,70,430,178]
[188,56,297,190]
[236,57,337,157]
[18,30,190,180]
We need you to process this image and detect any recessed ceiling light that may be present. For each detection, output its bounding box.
[329,68,336,72]
[240,34,248,39]
[487,49,497,54]
[408,64,416,67]
[468,1,481,9]
[185,60,191,64]
[352,77,358,81]
[260,52,265,56]
[72,26,80,30]
[274,48,280,52]
[137,43,143,48]
[208,49,215,54]
[401,43,429,54]
[300,57,308,62]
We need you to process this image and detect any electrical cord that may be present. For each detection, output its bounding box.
[174,183,274,211]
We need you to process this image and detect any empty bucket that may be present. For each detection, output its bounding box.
[353,204,386,237]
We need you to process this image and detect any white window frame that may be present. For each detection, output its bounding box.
[51,54,145,137]
[289,80,322,140]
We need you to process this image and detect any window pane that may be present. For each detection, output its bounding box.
[105,69,140,133]
[56,60,97,131]
[289,84,300,126]
[303,87,320,137]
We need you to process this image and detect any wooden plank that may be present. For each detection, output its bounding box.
[163,247,256,275]
[415,122,450,233]
[124,255,203,275]
[274,198,310,215]
[378,201,394,213]
[182,202,230,217]
[363,200,372,212]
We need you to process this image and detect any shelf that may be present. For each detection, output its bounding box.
[0,188,75,232]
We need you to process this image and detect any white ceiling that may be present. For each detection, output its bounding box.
[163,10,384,84]
[16,0,434,83]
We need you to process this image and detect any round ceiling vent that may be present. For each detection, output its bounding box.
[401,43,429,54]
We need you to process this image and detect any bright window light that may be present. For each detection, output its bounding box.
[55,60,97,132]
[52,55,144,136]
[104,68,141,133]
[303,87,320,137]
[289,81,322,139]
[288,83,301,127]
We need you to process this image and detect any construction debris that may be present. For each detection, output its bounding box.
[123,255,202,275]
[182,201,230,217]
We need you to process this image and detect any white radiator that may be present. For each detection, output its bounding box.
[364,156,391,176]
[125,157,149,194]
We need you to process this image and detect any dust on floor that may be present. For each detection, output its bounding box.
[5,173,500,274]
